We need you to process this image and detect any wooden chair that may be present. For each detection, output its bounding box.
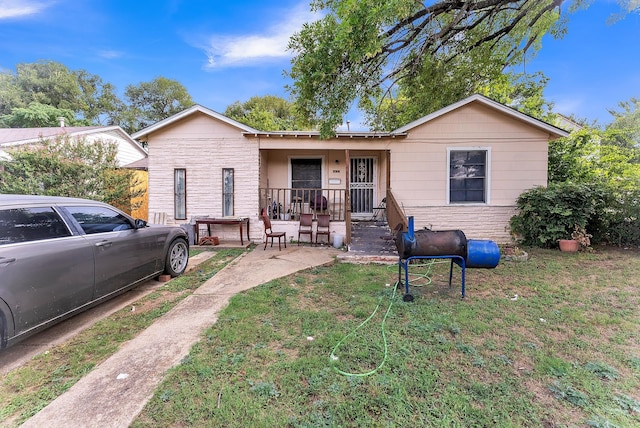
[297,213,313,246]
[262,214,287,250]
[315,214,331,245]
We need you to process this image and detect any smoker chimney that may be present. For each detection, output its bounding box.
[58,117,65,127]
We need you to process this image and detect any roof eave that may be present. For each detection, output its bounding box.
[131,105,260,140]
[393,94,570,139]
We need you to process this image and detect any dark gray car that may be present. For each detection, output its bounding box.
[0,195,189,349]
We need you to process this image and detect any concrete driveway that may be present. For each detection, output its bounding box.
[20,245,340,428]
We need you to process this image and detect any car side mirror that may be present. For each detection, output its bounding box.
[134,219,148,229]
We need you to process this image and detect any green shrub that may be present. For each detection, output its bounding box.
[509,182,602,248]
[596,187,640,246]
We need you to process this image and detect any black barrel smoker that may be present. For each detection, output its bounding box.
[396,217,500,301]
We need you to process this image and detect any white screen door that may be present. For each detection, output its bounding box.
[350,157,376,216]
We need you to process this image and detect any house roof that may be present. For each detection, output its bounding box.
[122,157,148,170]
[130,94,569,142]
[0,125,147,157]
[0,126,103,145]
[392,94,570,138]
[131,104,260,140]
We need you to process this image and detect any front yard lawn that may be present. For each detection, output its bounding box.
[134,247,640,427]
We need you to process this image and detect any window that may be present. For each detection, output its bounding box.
[291,158,321,200]
[0,207,71,245]
[174,169,186,220]
[449,149,488,203]
[223,168,234,217]
[66,206,133,234]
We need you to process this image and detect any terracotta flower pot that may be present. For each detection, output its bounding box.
[558,239,579,252]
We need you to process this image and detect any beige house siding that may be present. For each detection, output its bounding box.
[135,96,567,246]
[389,103,550,241]
[146,112,260,242]
[402,205,517,242]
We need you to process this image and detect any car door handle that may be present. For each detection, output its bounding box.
[0,257,16,266]
[95,240,113,248]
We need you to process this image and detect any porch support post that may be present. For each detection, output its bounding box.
[345,149,351,244]
[386,150,391,193]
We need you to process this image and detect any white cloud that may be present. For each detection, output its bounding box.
[98,50,124,60]
[0,0,51,19]
[552,94,589,118]
[202,3,320,69]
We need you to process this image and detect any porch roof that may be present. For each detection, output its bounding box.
[243,130,406,139]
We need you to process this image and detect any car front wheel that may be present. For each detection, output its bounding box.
[165,238,189,277]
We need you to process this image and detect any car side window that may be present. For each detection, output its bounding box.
[0,207,72,245]
[66,205,134,234]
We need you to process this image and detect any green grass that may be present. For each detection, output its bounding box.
[0,249,244,427]
[131,248,640,427]
[2,247,639,427]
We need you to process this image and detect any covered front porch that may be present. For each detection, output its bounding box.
[257,146,390,244]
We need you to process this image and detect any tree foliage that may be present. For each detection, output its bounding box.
[224,95,307,131]
[0,135,144,210]
[0,102,85,127]
[288,0,571,136]
[0,61,194,134]
[607,97,640,148]
[8,60,82,113]
[513,111,640,247]
[123,77,194,131]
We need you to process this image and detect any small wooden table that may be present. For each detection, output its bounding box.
[195,217,250,245]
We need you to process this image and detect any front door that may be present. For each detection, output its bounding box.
[350,157,376,218]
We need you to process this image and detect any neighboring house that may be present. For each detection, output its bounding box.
[0,124,149,217]
[132,94,568,244]
[0,125,147,167]
[554,114,584,132]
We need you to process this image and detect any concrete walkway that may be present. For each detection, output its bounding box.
[21,245,340,428]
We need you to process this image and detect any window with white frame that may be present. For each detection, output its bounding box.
[174,169,186,219]
[222,168,234,217]
[448,149,488,203]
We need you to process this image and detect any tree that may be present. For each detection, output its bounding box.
[370,69,555,131]
[123,77,194,132]
[0,61,196,134]
[0,60,123,127]
[519,115,640,246]
[8,60,81,113]
[73,70,122,124]
[224,95,308,131]
[288,0,576,137]
[0,102,86,128]
[0,135,144,210]
[607,97,640,149]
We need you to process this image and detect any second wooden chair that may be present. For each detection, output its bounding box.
[297,213,313,245]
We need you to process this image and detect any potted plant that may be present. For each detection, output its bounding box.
[571,225,592,251]
[558,225,592,252]
[558,238,579,252]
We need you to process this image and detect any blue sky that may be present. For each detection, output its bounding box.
[0,0,638,130]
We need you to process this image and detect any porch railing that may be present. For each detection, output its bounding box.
[386,189,407,233]
[259,188,347,221]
